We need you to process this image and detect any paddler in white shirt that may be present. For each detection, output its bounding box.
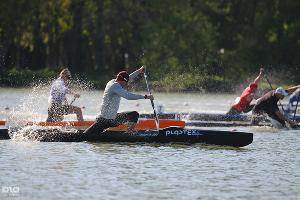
[46,68,83,122]
[84,66,153,134]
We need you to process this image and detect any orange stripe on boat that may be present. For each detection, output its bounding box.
[26,121,94,127]
[117,119,185,129]
[26,119,185,130]
[0,120,6,126]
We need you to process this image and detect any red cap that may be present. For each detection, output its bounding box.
[116,71,129,82]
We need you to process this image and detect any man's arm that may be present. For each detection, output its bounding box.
[253,68,264,85]
[128,66,145,83]
[113,84,145,100]
[66,89,80,98]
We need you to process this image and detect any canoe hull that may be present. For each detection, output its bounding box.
[0,129,9,139]
[34,127,253,147]
[90,128,252,147]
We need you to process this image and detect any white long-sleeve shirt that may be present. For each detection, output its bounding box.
[98,70,144,119]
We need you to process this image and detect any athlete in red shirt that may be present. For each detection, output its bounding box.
[227,68,264,115]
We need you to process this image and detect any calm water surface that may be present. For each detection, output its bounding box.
[0,88,299,200]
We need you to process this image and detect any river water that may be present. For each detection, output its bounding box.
[0,88,299,200]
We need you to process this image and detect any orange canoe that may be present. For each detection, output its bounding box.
[0,120,5,126]
[26,119,185,130]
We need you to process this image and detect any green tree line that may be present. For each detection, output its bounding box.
[0,0,299,90]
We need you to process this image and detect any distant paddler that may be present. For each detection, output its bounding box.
[252,86,300,127]
[227,68,264,115]
[286,88,300,114]
[84,66,154,134]
[46,68,83,122]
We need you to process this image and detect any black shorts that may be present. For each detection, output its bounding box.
[46,103,70,122]
[83,111,139,134]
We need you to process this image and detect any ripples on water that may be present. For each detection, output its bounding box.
[0,88,300,199]
[1,130,299,200]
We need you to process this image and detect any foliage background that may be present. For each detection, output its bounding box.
[0,0,299,91]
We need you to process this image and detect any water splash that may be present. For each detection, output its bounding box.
[10,125,48,141]
[10,125,78,142]
[68,76,94,92]
[6,82,51,130]
[6,78,94,137]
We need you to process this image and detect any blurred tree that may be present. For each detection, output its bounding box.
[0,0,299,86]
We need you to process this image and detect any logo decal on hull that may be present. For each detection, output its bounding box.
[165,129,203,136]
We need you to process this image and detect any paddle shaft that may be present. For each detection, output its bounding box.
[69,96,86,109]
[264,75,285,111]
[69,96,77,106]
[143,67,160,130]
[293,91,300,119]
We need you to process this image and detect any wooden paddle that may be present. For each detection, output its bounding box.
[143,66,160,131]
